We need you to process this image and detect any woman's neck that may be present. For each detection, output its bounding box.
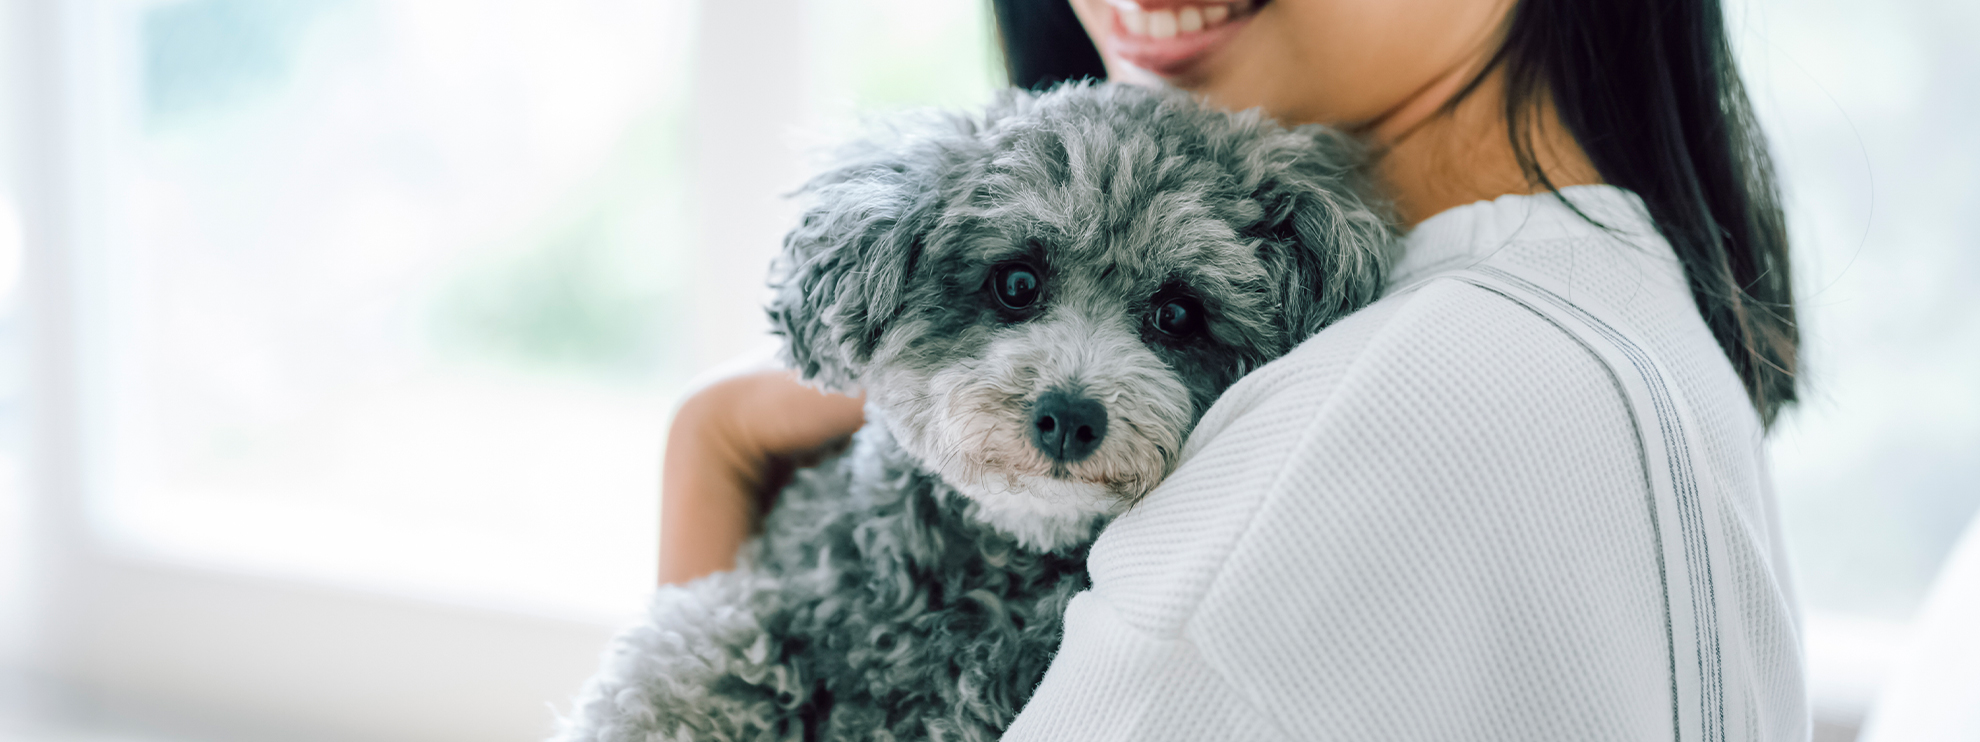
[1359,65,1602,229]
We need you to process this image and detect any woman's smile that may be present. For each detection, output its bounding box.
[1100,0,1261,77]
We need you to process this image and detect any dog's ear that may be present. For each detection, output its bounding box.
[766,124,959,392]
[1247,124,1395,341]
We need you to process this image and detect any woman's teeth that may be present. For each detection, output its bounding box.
[1117,3,1244,40]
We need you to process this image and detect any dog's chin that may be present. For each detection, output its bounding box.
[950,473,1127,553]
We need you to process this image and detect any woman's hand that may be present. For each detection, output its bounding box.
[659,369,866,585]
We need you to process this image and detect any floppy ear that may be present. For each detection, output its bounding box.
[1248,124,1396,341]
[765,139,948,393]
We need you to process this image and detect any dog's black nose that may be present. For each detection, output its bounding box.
[1029,389,1107,464]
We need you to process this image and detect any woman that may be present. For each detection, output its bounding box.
[661,0,1807,738]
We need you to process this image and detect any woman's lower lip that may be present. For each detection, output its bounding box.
[1106,6,1252,78]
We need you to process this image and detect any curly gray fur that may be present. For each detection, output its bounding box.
[555,82,1393,742]
[561,421,1090,742]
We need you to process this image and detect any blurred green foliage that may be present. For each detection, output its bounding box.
[428,108,691,381]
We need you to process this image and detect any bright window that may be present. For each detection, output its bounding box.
[1741,0,1980,621]
[0,194,23,662]
[1734,0,1980,723]
[89,0,997,619]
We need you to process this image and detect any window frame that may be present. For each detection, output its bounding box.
[12,0,809,738]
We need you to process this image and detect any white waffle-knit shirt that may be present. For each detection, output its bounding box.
[1004,186,1809,741]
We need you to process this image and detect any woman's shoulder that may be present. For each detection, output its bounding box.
[1176,186,1690,458]
[1086,187,1696,638]
[1091,273,1648,624]
[1046,265,1703,735]
[1059,189,1797,735]
[1182,269,1629,456]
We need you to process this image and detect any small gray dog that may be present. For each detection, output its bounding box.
[556,83,1390,742]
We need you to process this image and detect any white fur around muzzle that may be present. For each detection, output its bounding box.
[876,311,1194,551]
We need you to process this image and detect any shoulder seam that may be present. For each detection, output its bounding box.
[1083,589,1299,742]
[1176,621,1299,742]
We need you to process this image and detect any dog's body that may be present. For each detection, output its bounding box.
[557,83,1391,742]
[562,421,1091,742]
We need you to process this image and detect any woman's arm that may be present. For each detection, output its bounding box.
[658,369,865,584]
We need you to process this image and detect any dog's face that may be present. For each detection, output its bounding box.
[770,84,1390,551]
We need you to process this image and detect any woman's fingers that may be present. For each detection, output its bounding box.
[658,370,864,585]
[741,370,867,460]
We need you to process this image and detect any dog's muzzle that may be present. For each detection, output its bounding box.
[1028,388,1107,464]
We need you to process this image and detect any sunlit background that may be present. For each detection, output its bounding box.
[0,0,1974,740]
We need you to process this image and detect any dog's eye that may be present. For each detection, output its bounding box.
[992,263,1042,309]
[1153,297,1205,337]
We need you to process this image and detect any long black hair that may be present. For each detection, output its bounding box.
[989,0,1106,90]
[988,0,1799,426]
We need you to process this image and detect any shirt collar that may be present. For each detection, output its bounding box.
[1385,185,1663,290]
